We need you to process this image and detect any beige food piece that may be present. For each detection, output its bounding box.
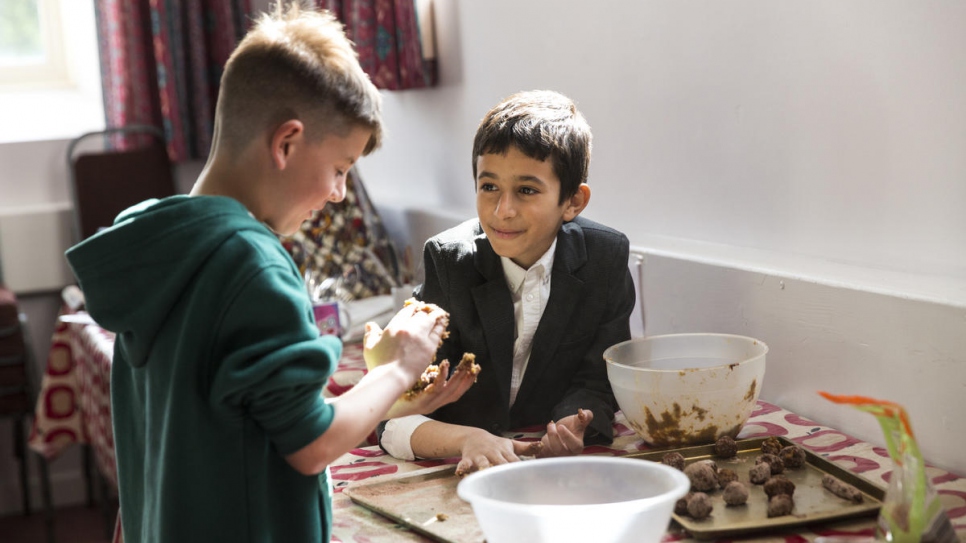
[822,473,864,503]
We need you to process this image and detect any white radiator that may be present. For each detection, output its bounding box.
[0,202,75,293]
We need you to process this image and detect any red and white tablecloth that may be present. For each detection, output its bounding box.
[28,311,118,487]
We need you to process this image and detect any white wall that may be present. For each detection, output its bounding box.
[361,0,966,281]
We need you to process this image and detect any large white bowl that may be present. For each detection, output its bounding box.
[605,333,767,447]
[457,456,689,543]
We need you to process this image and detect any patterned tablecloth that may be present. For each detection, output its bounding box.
[27,308,966,543]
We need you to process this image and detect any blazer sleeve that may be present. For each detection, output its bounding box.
[551,235,634,445]
[415,238,466,368]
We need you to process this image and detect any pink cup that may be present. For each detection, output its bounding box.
[313,300,350,338]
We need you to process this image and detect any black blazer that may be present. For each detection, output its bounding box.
[408,215,635,444]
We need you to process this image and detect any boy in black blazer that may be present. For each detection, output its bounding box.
[380,90,635,475]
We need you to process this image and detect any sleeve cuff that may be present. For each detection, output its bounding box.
[381,415,432,460]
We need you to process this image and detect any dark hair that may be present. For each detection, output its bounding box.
[472,90,592,203]
[216,1,382,155]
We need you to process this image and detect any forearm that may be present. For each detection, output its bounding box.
[285,363,413,474]
[410,419,491,459]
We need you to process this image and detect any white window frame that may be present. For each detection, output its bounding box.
[0,0,69,89]
[0,0,104,144]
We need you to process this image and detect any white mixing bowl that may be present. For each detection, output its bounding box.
[605,333,767,447]
[457,456,690,543]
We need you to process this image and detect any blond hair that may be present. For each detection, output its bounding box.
[215,1,382,154]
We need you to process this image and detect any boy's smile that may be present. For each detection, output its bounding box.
[475,147,586,269]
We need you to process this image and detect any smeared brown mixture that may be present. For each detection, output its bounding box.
[399,299,479,400]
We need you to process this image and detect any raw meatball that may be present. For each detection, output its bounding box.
[687,492,713,519]
[684,462,719,492]
[767,494,794,517]
[717,467,739,487]
[756,453,785,475]
[763,475,796,498]
[662,452,686,471]
[749,462,771,484]
[761,436,783,455]
[696,458,719,472]
[674,492,692,515]
[714,435,738,458]
[722,481,749,505]
[779,445,806,469]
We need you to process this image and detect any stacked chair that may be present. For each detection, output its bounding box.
[67,125,176,242]
[0,285,55,543]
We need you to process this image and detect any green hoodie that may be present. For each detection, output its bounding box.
[66,195,340,543]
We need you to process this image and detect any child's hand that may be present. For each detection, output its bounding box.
[455,432,543,477]
[383,359,479,419]
[362,302,448,380]
[536,408,593,458]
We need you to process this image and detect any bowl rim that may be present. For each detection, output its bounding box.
[603,332,769,372]
[456,456,691,511]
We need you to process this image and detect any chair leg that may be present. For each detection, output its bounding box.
[36,450,57,543]
[98,470,113,541]
[83,445,95,507]
[14,416,32,515]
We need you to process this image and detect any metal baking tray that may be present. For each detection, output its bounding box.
[344,464,484,543]
[626,436,886,539]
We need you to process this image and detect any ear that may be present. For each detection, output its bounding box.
[270,119,305,170]
[562,183,591,221]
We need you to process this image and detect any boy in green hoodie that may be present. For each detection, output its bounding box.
[64,3,475,542]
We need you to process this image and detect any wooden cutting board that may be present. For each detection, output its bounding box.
[343,465,485,543]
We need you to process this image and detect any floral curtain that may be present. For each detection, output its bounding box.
[93,0,434,162]
[317,0,437,90]
[93,0,253,162]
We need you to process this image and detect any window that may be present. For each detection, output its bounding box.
[0,0,68,89]
[0,0,103,144]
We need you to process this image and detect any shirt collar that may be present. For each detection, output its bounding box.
[501,239,557,294]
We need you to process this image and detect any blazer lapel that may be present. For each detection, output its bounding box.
[513,221,587,407]
[472,236,516,408]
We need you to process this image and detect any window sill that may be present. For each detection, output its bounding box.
[0,86,104,145]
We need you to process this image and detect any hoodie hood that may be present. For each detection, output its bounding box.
[66,195,276,368]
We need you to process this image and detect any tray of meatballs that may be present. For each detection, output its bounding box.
[627,436,886,539]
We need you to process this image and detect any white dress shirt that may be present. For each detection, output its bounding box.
[381,240,556,460]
